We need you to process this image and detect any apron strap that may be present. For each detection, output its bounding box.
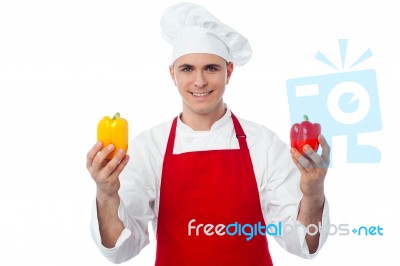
[165,116,178,156]
[231,112,249,150]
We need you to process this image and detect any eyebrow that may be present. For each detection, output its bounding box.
[177,64,194,70]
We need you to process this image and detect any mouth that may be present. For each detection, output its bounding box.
[189,90,214,97]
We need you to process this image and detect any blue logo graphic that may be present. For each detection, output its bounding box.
[351,225,383,236]
[286,39,382,164]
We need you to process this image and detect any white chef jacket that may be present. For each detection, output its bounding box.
[91,109,330,264]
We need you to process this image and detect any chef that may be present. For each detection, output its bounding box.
[87,2,331,265]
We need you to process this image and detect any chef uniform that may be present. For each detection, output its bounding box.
[90,2,330,265]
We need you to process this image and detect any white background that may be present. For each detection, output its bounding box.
[1,0,400,265]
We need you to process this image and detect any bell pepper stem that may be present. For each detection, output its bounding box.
[113,112,121,120]
[303,115,309,121]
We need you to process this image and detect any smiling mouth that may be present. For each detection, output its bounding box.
[189,90,214,97]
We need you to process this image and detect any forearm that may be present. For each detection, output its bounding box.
[297,194,325,254]
[96,192,125,248]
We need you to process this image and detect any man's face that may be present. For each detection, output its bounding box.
[170,53,233,117]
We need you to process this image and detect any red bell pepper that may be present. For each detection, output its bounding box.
[290,115,321,155]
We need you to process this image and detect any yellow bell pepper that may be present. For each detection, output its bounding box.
[97,112,128,160]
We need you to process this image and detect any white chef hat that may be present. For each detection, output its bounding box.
[160,2,252,67]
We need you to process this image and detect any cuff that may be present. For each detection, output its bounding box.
[297,197,330,258]
[90,198,132,254]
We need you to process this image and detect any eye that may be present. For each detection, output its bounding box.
[206,66,217,72]
[181,67,193,72]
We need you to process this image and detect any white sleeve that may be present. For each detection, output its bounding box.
[261,133,330,259]
[90,131,158,264]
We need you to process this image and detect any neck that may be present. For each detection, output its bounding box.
[181,103,226,131]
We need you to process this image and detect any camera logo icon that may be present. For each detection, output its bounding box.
[286,39,382,164]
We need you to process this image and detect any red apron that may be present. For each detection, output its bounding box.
[156,113,273,266]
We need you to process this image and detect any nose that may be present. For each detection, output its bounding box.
[194,71,208,88]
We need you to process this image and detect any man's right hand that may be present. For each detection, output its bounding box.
[86,141,130,199]
[86,141,129,248]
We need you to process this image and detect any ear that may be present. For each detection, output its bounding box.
[169,65,177,86]
[226,62,234,85]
